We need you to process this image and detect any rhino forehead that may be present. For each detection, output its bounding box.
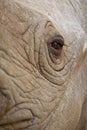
[15,0,86,49]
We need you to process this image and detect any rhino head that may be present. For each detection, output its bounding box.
[0,0,87,130]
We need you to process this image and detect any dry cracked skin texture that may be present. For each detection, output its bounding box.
[0,0,87,130]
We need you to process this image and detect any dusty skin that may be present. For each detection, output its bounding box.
[0,0,87,130]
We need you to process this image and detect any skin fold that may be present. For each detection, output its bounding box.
[0,0,87,130]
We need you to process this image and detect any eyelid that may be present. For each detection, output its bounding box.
[47,35,65,46]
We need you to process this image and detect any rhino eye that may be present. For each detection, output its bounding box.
[47,35,64,58]
[51,39,63,49]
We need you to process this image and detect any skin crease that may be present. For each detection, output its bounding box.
[0,0,87,130]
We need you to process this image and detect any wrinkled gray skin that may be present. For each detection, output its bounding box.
[0,0,87,130]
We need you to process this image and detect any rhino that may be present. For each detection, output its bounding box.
[0,0,87,130]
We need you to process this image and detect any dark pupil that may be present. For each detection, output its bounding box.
[51,41,62,49]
